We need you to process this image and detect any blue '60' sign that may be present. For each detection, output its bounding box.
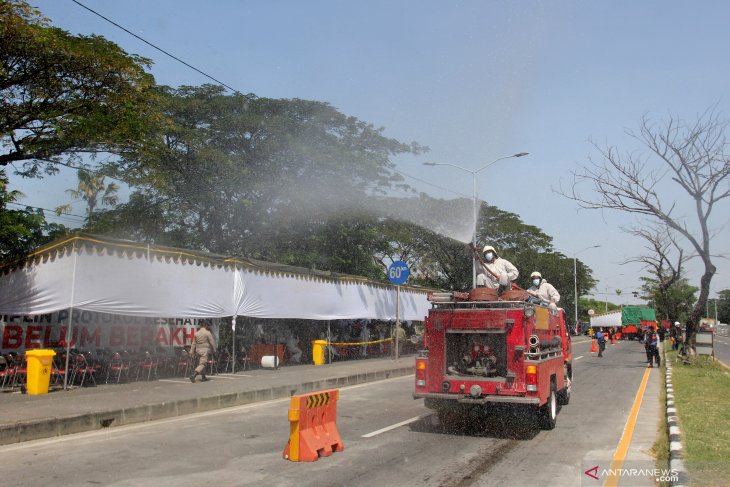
[388,261,410,285]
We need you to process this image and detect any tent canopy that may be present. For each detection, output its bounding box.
[0,234,431,321]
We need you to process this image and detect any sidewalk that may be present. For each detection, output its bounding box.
[0,356,415,446]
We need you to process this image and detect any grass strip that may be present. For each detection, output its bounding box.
[667,349,730,486]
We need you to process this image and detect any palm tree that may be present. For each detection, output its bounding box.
[55,169,119,218]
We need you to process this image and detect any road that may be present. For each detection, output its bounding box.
[0,338,658,487]
[713,330,730,365]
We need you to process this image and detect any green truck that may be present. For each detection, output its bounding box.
[590,306,657,340]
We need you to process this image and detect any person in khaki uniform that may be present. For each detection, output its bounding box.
[190,321,216,383]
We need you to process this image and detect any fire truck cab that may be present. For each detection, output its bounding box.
[413,288,572,430]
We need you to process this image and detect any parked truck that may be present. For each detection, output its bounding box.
[589,306,657,340]
[413,287,572,430]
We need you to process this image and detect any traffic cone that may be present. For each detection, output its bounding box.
[590,339,598,353]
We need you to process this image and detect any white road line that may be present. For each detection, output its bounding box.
[362,415,423,438]
[574,355,584,360]
[0,374,415,451]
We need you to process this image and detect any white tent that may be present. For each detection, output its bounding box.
[0,234,430,320]
[0,234,432,384]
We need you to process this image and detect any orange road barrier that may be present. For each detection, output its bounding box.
[283,389,344,462]
[611,334,617,345]
[590,339,598,353]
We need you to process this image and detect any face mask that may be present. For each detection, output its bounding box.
[532,278,540,287]
[485,252,494,262]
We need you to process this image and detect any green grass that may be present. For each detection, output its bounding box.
[667,349,730,486]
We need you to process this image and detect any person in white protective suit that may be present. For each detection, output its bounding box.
[527,271,561,310]
[476,245,519,289]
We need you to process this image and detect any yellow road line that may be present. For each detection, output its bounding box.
[604,366,651,487]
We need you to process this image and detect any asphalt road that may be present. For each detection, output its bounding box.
[713,330,730,365]
[0,338,658,487]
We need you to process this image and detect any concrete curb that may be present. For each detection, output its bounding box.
[663,347,690,487]
[0,365,414,446]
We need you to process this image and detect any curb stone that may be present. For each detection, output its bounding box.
[663,346,690,486]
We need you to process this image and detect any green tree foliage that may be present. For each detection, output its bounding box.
[0,170,67,261]
[716,290,730,324]
[56,169,119,218]
[0,0,162,175]
[580,297,620,316]
[640,276,697,324]
[90,85,425,260]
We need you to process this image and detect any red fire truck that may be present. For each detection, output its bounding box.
[413,288,572,429]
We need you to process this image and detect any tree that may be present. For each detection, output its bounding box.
[90,85,425,258]
[560,108,730,354]
[55,169,119,218]
[0,170,67,261]
[625,225,689,322]
[0,0,161,175]
[640,276,697,325]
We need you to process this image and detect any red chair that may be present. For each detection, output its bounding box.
[11,354,27,390]
[137,351,159,381]
[105,352,130,384]
[0,355,16,391]
[51,355,69,386]
[176,348,193,378]
[72,353,97,387]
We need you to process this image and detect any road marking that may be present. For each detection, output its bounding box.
[362,415,424,438]
[604,366,651,487]
[574,355,584,360]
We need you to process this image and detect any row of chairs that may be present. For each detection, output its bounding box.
[0,347,253,391]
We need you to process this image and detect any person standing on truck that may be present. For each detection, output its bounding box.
[527,271,560,310]
[476,245,519,290]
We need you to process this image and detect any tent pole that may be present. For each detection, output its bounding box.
[231,316,236,374]
[327,320,332,365]
[63,241,79,390]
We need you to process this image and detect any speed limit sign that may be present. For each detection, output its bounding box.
[387,261,410,285]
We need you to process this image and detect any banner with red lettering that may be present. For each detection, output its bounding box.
[1,311,219,353]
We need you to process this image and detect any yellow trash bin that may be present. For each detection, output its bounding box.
[25,349,56,395]
[312,340,327,366]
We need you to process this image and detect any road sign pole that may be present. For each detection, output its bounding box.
[395,285,400,361]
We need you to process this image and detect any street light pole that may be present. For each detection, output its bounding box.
[424,152,529,289]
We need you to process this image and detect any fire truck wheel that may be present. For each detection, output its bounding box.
[558,364,572,405]
[539,383,557,430]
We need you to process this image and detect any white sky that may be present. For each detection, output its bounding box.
[9,0,730,304]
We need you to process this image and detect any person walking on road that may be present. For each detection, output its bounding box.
[190,321,216,383]
[646,329,660,368]
[596,328,606,357]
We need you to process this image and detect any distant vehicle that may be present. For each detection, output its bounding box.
[589,306,657,340]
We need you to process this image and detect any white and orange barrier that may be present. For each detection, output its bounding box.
[283,389,344,462]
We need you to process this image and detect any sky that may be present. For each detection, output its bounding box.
[9,0,730,306]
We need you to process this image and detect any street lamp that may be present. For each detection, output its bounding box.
[557,245,601,330]
[423,152,529,288]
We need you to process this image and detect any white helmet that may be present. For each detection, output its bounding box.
[530,271,542,279]
[482,245,496,254]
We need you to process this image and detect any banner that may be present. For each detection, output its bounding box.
[0,310,219,353]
